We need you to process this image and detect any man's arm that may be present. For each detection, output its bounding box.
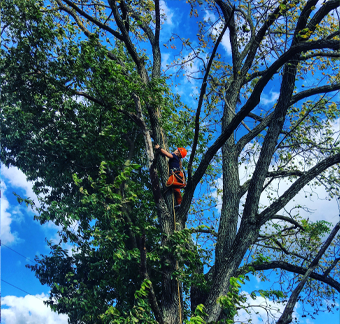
[155,144,173,159]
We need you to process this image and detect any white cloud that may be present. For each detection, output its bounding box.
[1,181,19,245]
[1,165,41,245]
[1,165,39,208]
[1,294,69,324]
[204,11,231,55]
[212,131,340,226]
[160,0,174,26]
[161,52,171,69]
[1,165,61,245]
[261,91,280,106]
[235,291,298,324]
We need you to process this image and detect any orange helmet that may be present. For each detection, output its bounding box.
[178,147,187,158]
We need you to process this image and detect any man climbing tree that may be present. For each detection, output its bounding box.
[1,0,340,323]
[155,144,187,207]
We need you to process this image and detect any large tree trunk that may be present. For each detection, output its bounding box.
[215,90,240,275]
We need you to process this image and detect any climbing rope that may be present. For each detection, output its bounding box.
[159,125,182,322]
[172,189,182,324]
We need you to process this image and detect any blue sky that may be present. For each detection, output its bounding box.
[1,0,340,323]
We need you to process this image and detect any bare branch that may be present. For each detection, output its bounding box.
[270,215,305,230]
[258,153,340,225]
[293,0,319,43]
[290,83,340,106]
[323,257,340,277]
[270,238,308,260]
[277,222,340,324]
[236,112,274,155]
[187,6,235,181]
[58,0,123,40]
[326,30,340,40]
[239,169,304,199]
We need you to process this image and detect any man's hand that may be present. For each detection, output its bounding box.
[155,144,160,150]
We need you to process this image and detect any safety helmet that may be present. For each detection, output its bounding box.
[178,147,187,158]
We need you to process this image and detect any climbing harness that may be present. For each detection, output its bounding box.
[166,168,186,189]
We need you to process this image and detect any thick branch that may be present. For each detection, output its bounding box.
[190,228,218,237]
[152,0,161,78]
[184,39,340,212]
[236,112,274,155]
[306,0,340,36]
[258,153,340,225]
[326,30,340,40]
[237,260,340,293]
[214,1,240,74]
[248,112,263,122]
[290,83,340,106]
[270,215,305,230]
[239,170,304,199]
[299,51,340,60]
[107,0,145,77]
[293,0,319,42]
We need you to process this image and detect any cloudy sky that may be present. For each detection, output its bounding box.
[1,1,340,323]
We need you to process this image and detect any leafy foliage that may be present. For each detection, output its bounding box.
[1,0,340,323]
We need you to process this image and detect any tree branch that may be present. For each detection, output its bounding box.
[183,39,340,213]
[237,260,340,293]
[270,237,308,260]
[139,233,164,324]
[74,91,146,130]
[258,153,340,225]
[152,0,161,78]
[248,112,263,122]
[214,1,240,75]
[326,30,340,40]
[270,215,305,230]
[290,83,340,106]
[277,222,340,324]
[306,0,340,36]
[236,112,274,155]
[107,0,145,78]
[59,0,124,40]
[299,51,340,60]
[323,257,340,277]
[187,6,234,181]
[56,0,92,38]
[190,228,218,237]
[239,170,304,199]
